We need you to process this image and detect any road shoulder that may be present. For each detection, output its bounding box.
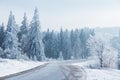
[0,63,48,80]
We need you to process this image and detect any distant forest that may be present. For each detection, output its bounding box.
[0,8,120,69]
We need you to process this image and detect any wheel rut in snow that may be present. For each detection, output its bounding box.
[60,65,87,80]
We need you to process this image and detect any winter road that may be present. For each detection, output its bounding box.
[5,61,86,80]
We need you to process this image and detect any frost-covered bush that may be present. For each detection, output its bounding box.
[87,34,118,68]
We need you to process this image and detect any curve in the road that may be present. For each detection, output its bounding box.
[4,61,87,80]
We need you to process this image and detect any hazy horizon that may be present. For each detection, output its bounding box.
[0,0,120,31]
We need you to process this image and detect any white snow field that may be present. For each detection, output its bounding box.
[0,59,47,77]
[0,59,120,80]
[72,60,120,80]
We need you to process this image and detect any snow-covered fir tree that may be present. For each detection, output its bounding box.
[49,31,59,59]
[70,29,76,59]
[62,29,71,60]
[43,29,51,58]
[43,29,60,59]
[2,11,21,59]
[58,28,64,59]
[0,23,5,48]
[18,13,28,54]
[72,29,82,59]
[26,8,45,61]
[6,11,18,34]
[79,28,95,58]
[18,13,28,42]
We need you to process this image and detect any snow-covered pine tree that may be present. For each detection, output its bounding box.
[73,29,82,59]
[2,11,21,59]
[0,23,5,48]
[70,29,75,59]
[18,13,28,42]
[27,8,45,61]
[43,29,51,58]
[50,31,59,59]
[79,28,95,58]
[62,29,71,60]
[43,29,60,59]
[59,28,64,53]
[18,13,28,54]
[6,11,18,34]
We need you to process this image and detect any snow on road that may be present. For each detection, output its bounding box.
[0,59,47,77]
[61,64,86,80]
[6,61,65,80]
[1,59,119,80]
[5,61,86,80]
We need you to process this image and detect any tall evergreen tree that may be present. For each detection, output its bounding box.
[62,29,71,60]
[43,29,51,58]
[18,13,28,54]
[80,28,95,58]
[6,11,18,34]
[50,31,59,58]
[18,13,28,42]
[43,30,59,59]
[0,23,5,48]
[58,28,64,58]
[70,29,76,59]
[72,29,82,59]
[27,8,45,61]
[2,11,20,59]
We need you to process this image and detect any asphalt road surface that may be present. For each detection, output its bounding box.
[5,61,86,80]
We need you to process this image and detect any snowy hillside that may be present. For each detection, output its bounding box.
[0,59,47,77]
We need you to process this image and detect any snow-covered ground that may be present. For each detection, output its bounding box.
[0,59,120,80]
[0,59,47,77]
[72,60,120,80]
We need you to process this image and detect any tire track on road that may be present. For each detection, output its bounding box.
[60,65,87,80]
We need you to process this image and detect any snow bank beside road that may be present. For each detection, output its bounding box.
[71,60,120,80]
[0,59,47,77]
[86,69,120,80]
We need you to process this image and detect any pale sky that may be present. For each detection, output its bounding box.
[0,0,120,31]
